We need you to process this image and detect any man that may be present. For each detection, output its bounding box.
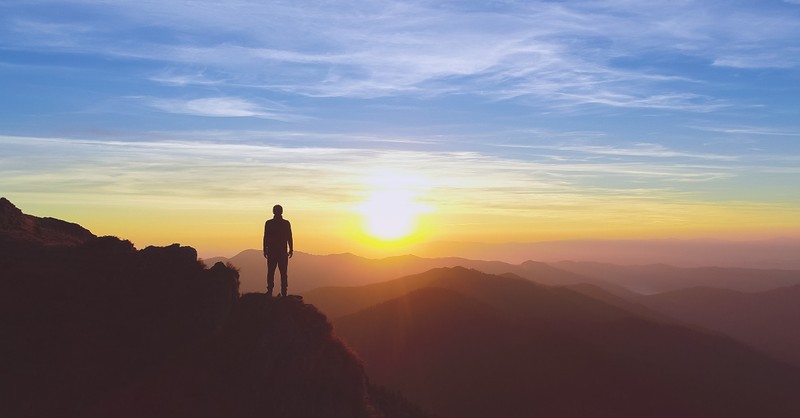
[262,204,293,297]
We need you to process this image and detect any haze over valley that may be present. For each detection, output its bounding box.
[5,198,800,417]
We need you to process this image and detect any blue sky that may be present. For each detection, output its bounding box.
[1,0,799,256]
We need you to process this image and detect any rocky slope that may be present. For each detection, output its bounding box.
[0,199,429,418]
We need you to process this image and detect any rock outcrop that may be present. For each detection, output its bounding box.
[87,294,383,418]
[0,197,95,247]
[1,199,423,418]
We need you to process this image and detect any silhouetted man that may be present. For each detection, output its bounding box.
[263,204,293,297]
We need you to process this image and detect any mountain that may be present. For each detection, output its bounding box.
[212,248,800,296]
[640,285,800,368]
[84,295,392,418]
[412,238,800,269]
[8,199,800,417]
[304,266,626,320]
[553,261,800,294]
[1,200,428,418]
[562,283,678,325]
[326,268,800,418]
[208,249,594,294]
[1,235,239,418]
[0,197,95,247]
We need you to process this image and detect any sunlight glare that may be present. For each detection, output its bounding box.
[356,172,433,241]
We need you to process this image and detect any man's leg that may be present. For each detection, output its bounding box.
[277,255,289,296]
[266,256,278,296]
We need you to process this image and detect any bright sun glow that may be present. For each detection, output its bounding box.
[356,172,433,241]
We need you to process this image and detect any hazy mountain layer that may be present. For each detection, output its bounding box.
[640,285,800,368]
[325,268,800,418]
[211,248,800,295]
[554,261,800,294]
[208,250,588,293]
[7,198,800,418]
[411,239,800,269]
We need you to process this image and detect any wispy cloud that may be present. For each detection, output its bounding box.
[0,134,745,209]
[712,54,799,69]
[5,0,797,108]
[691,125,800,137]
[5,133,799,252]
[10,18,93,38]
[494,142,738,162]
[149,70,226,86]
[146,97,302,121]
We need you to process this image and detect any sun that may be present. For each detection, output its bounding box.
[356,173,433,241]
[358,190,419,240]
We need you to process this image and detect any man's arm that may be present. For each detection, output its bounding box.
[287,221,294,258]
[262,221,269,258]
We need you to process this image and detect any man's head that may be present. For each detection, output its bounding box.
[272,204,283,216]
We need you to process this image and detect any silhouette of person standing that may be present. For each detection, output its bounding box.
[263,204,293,297]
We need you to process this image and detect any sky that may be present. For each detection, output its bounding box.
[1,0,799,258]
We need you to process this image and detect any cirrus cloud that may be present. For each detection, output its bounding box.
[146,97,302,121]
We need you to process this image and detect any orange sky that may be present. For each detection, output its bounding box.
[2,1,800,260]
[6,156,799,260]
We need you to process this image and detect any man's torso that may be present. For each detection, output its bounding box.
[264,218,291,255]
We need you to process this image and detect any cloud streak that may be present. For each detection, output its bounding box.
[494,142,738,162]
[3,132,798,253]
[5,0,798,108]
[146,97,303,121]
[0,134,767,210]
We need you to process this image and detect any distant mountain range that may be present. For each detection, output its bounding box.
[321,267,800,418]
[209,248,800,295]
[6,197,800,418]
[553,261,800,294]
[640,285,800,368]
[206,250,590,294]
[410,238,800,269]
[212,247,800,378]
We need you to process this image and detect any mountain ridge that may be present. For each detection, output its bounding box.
[0,197,95,247]
[330,268,800,418]
[211,247,800,295]
[554,261,800,294]
[410,238,800,269]
[641,284,800,368]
